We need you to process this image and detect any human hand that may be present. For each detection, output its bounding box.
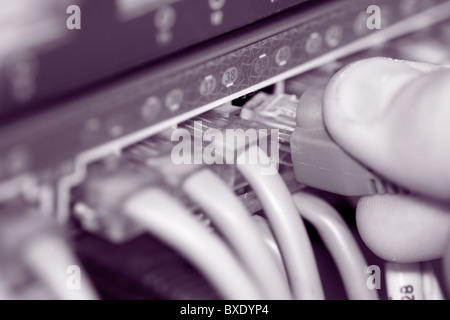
[323,57,450,263]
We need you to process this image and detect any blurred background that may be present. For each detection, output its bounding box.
[0,0,449,300]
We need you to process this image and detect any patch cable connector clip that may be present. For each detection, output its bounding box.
[290,88,403,196]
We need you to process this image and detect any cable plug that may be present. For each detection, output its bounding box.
[73,158,161,243]
[290,88,402,196]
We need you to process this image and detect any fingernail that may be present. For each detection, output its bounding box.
[325,57,423,123]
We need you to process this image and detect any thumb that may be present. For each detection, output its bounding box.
[323,57,450,201]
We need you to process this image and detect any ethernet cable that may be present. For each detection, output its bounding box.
[124,187,264,300]
[385,262,444,300]
[0,212,97,300]
[422,262,444,300]
[385,262,424,300]
[236,145,324,300]
[251,215,287,280]
[22,234,98,300]
[292,191,378,300]
[182,169,292,300]
[290,87,401,197]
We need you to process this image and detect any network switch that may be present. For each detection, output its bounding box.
[0,0,449,302]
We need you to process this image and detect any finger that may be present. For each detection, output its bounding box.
[356,194,450,263]
[323,57,450,201]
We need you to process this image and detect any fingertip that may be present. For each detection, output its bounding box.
[323,57,422,126]
[323,58,421,174]
[356,194,450,263]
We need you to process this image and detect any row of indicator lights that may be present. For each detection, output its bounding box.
[147,25,340,114]
[83,31,345,138]
[84,2,418,138]
[199,45,293,98]
[104,23,354,134]
[197,27,344,98]
[159,7,388,109]
[198,3,405,99]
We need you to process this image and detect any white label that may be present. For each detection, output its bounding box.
[222,67,239,87]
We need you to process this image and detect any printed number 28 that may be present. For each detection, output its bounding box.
[400,285,414,300]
